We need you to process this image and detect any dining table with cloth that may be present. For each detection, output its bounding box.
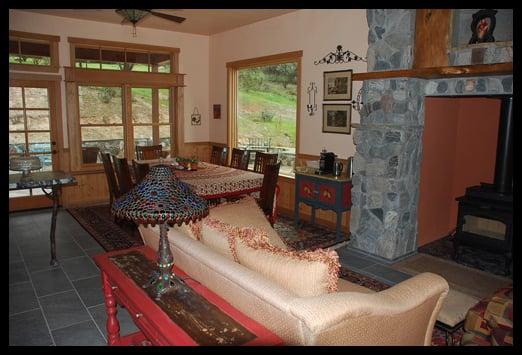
[134,159,264,200]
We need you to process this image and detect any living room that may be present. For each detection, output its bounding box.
[9,9,513,347]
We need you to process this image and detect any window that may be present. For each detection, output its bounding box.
[9,31,60,73]
[227,51,302,176]
[9,85,54,197]
[79,86,124,163]
[70,37,175,73]
[66,38,182,171]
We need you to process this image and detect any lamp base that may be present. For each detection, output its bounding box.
[142,223,190,300]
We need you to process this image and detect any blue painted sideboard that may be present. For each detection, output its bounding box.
[294,171,352,242]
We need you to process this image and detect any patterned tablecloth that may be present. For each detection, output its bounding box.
[136,160,264,199]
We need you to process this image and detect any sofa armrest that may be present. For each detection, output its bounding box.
[288,272,448,345]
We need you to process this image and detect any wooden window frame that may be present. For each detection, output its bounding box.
[68,37,179,74]
[66,38,183,173]
[226,50,302,174]
[10,31,61,73]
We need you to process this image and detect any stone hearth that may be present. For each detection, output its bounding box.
[348,9,513,262]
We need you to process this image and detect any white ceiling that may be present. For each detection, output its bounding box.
[20,9,298,36]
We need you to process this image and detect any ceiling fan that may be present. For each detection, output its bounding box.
[115,9,186,36]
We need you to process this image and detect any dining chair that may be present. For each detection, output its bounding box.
[112,155,134,196]
[132,159,150,184]
[210,145,228,166]
[230,148,250,170]
[256,161,281,226]
[100,152,121,211]
[82,146,100,164]
[253,151,278,174]
[136,144,163,160]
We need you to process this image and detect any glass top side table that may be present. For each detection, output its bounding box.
[9,171,77,266]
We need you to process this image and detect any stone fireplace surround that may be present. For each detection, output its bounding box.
[348,10,513,262]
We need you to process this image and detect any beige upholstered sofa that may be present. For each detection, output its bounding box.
[138,196,449,346]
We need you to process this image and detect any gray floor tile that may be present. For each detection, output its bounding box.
[22,241,86,273]
[40,290,91,331]
[9,282,39,316]
[337,247,379,270]
[52,320,106,346]
[84,244,105,257]
[71,229,103,250]
[9,309,53,346]
[89,304,139,339]
[73,276,105,307]
[32,268,73,297]
[9,242,22,263]
[363,263,412,285]
[9,261,29,285]
[61,256,99,281]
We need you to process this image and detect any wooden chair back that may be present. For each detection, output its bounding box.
[132,160,150,184]
[82,146,100,164]
[210,145,228,166]
[230,148,250,170]
[112,156,134,196]
[100,153,120,208]
[253,152,278,174]
[258,161,281,221]
[136,145,163,160]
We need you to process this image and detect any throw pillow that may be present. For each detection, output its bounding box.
[200,218,240,260]
[208,195,288,249]
[149,221,202,241]
[234,230,340,297]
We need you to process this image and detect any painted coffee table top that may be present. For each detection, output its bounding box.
[9,171,76,190]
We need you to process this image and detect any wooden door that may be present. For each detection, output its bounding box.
[9,80,61,211]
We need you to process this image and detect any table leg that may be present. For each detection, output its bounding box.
[102,271,120,345]
[294,200,300,228]
[311,207,316,225]
[336,211,342,242]
[49,185,61,266]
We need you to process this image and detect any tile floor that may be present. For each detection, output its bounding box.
[9,207,411,346]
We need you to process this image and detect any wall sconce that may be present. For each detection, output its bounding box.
[306,82,318,116]
[314,45,366,65]
[350,88,364,112]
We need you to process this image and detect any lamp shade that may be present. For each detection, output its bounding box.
[112,164,208,226]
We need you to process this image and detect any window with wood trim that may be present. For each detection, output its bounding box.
[227,51,302,177]
[66,38,181,171]
[9,31,60,73]
[69,37,176,73]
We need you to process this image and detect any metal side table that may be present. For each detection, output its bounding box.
[9,171,76,266]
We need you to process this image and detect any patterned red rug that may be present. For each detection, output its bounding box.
[67,205,143,251]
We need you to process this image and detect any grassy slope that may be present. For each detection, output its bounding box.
[238,82,297,150]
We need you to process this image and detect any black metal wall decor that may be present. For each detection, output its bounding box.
[314,45,366,65]
[350,88,364,112]
[468,9,498,44]
[191,107,201,126]
[306,82,318,116]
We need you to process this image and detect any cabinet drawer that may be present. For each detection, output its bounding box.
[298,179,317,200]
[319,185,337,206]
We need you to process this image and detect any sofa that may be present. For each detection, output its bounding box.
[138,196,449,346]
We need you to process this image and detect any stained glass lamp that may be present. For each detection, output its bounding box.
[112,164,209,299]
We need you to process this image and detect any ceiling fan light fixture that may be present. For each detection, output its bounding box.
[116,9,150,24]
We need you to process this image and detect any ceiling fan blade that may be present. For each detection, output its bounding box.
[149,11,186,23]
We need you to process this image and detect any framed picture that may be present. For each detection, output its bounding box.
[322,104,351,134]
[323,69,352,101]
[213,104,221,119]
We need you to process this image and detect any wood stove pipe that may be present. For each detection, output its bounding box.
[493,96,513,195]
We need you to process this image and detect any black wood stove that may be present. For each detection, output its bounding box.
[453,96,513,275]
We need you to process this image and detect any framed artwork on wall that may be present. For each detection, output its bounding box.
[323,69,352,101]
[322,104,351,134]
[213,104,221,119]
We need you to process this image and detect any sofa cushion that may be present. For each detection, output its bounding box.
[208,196,288,250]
[234,229,340,297]
[200,218,239,260]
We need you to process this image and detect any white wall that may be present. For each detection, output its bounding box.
[209,9,368,159]
[9,10,210,147]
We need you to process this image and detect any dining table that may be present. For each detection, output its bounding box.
[135,159,264,200]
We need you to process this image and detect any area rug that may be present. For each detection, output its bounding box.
[418,235,509,277]
[391,253,512,300]
[338,266,461,346]
[67,205,143,251]
[274,214,349,251]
